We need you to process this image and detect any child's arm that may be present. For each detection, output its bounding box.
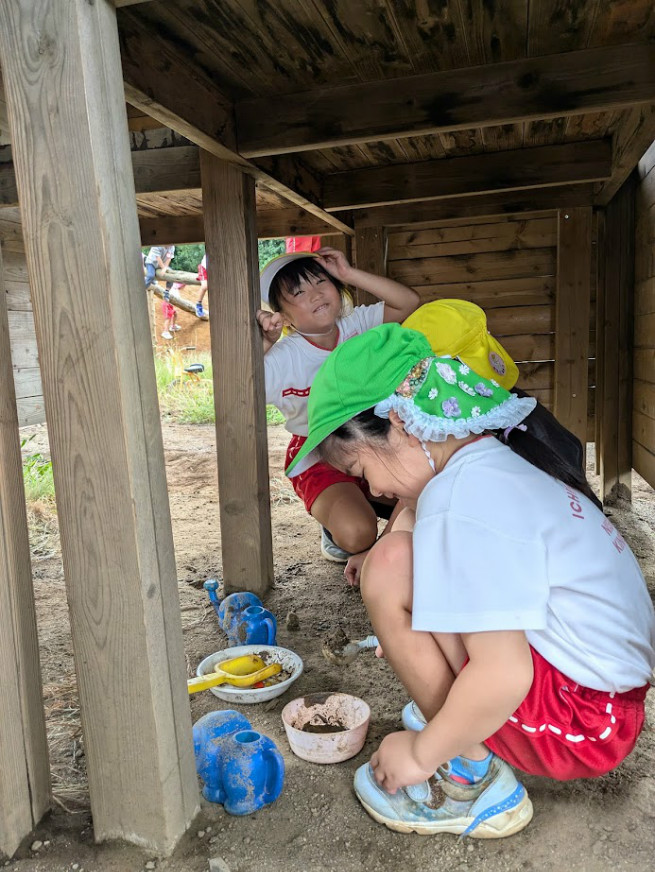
[371,630,533,793]
[316,246,419,323]
[256,308,284,354]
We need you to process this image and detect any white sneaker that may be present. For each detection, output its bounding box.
[402,700,427,731]
[171,324,181,332]
[320,528,352,563]
[161,330,173,340]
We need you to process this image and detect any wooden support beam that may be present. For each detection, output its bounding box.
[117,10,352,235]
[598,176,637,501]
[354,225,387,306]
[138,207,345,246]
[0,0,198,852]
[0,245,50,858]
[200,152,274,596]
[236,43,655,157]
[595,105,655,206]
[324,141,611,211]
[354,185,595,228]
[554,208,593,451]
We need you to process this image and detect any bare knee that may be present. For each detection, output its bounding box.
[330,513,378,554]
[360,531,412,609]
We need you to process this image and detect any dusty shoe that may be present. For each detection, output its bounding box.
[402,700,427,731]
[353,756,533,838]
[161,330,173,340]
[320,528,351,563]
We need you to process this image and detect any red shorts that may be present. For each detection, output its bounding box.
[197,263,208,282]
[285,434,370,513]
[162,301,175,319]
[484,647,649,780]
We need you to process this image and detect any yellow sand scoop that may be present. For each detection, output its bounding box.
[187,653,282,694]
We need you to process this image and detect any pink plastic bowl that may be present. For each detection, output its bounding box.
[281,692,370,764]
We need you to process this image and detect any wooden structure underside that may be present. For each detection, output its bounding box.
[0,0,655,860]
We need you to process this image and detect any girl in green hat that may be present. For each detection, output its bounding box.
[289,322,655,839]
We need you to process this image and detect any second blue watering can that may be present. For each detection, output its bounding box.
[203,580,277,646]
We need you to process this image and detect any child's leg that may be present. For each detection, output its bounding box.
[361,531,458,719]
[361,531,488,761]
[310,481,378,555]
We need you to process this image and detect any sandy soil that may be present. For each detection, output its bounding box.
[7,421,655,872]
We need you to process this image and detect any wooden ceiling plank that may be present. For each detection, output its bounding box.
[117,13,353,234]
[353,184,595,227]
[235,43,655,157]
[526,0,601,55]
[324,141,611,211]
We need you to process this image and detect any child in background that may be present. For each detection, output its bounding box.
[144,245,175,297]
[288,323,655,838]
[196,254,208,318]
[161,282,182,340]
[257,246,419,563]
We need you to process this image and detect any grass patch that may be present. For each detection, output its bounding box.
[154,350,285,426]
[22,436,56,504]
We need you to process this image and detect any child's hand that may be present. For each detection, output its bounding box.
[344,550,369,586]
[256,309,284,345]
[370,731,435,794]
[315,246,353,283]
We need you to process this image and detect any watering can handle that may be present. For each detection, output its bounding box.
[263,746,285,803]
[262,616,276,645]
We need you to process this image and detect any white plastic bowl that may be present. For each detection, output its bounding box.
[281,692,370,763]
[196,644,303,704]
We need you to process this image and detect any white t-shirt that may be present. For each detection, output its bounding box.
[412,438,655,693]
[265,302,384,475]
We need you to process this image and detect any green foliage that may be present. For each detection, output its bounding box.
[171,243,205,274]
[142,240,284,275]
[21,436,55,503]
[266,405,285,425]
[258,238,285,269]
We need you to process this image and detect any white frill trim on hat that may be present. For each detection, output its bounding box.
[373,393,537,443]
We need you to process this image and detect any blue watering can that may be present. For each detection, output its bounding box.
[203,579,277,646]
[193,710,284,814]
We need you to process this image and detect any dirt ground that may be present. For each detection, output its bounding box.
[8,420,655,872]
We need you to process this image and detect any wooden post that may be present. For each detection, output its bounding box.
[0,244,50,857]
[555,208,592,451]
[200,152,274,595]
[354,225,387,305]
[594,210,605,475]
[598,177,636,501]
[0,1,198,852]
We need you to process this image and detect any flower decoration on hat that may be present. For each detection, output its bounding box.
[374,354,536,443]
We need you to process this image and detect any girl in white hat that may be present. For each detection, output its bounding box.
[257,246,419,565]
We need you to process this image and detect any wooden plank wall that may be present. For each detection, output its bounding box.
[386,213,595,436]
[634,144,655,488]
[0,212,45,427]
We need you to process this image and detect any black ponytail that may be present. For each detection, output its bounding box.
[499,427,602,510]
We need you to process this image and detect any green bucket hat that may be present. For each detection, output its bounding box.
[285,323,536,476]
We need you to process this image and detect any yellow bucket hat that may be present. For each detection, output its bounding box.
[402,299,519,390]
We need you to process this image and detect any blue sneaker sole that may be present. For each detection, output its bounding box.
[355,787,533,838]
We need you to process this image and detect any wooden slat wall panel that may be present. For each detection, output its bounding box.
[387,213,596,430]
[634,146,655,488]
[0,242,44,427]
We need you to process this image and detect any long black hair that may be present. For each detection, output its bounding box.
[322,407,602,510]
[268,257,350,314]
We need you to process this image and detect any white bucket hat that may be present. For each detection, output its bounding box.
[260,252,319,305]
